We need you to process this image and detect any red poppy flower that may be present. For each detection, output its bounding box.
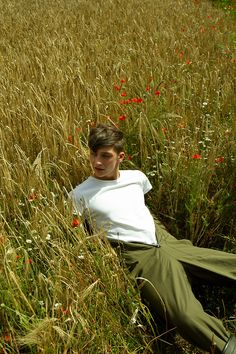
[146,86,150,91]
[72,218,80,228]
[186,60,191,65]
[25,259,33,264]
[192,154,201,159]
[120,79,126,83]
[132,97,143,103]
[118,115,126,121]
[120,99,131,105]
[215,157,225,163]
[61,307,70,315]
[4,335,11,342]
[68,135,73,143]
[155,90,161,96]
[28,193,37,201]
[120,92,127,97]
[114,85,121,91]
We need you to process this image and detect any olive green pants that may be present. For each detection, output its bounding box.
[111,221,236,353]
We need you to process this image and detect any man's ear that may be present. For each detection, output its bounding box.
[118,151,125,162]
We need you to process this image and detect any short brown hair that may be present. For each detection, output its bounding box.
[88,124,124,153]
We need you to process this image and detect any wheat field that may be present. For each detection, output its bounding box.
[0,0,235,353]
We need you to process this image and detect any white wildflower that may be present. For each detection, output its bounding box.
[78,254,85,260]
[146,171,157,177]
[130,308,139,324]
[54,303,62,309]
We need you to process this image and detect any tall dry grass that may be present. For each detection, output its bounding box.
[0,0,235,352]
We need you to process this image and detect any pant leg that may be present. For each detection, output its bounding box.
[155,219,236,284]
[118,242,230,353]
[138,246,229,353]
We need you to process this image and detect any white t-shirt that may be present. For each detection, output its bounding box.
[69,170,158,245]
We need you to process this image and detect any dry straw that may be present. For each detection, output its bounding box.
[0,0,235,352]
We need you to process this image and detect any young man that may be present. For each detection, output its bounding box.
[69,124,236,354]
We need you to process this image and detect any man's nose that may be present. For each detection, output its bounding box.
[94,156,102,166]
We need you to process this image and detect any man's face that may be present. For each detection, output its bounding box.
[89,146,125,180]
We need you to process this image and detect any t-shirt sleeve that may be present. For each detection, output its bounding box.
[139,171,152,194]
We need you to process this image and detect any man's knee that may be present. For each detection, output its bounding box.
[170,309,196,329]
[138,280,168,320]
